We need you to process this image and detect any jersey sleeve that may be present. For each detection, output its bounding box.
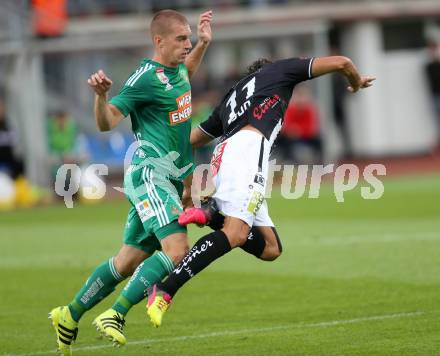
[273,57,315,84]
[109,71,152,117]
[198,105,223,138]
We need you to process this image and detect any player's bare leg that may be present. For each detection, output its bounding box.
[160,232,190,265]
[113,245,152,277]
[255,226,283,261]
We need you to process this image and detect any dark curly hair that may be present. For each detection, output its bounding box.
[246,58,273,75]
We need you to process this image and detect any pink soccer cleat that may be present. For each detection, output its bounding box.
[178,207,209,226]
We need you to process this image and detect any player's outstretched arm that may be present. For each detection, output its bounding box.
[184,10,213,79]
[87,70,124,131]
[190,127,214,148]
[312,56,375,93]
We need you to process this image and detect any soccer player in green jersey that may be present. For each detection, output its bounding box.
[49,9,212,354]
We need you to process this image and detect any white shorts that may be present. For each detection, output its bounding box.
[210,129,274,228]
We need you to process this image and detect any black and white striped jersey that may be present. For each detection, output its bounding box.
[199,57,314,146]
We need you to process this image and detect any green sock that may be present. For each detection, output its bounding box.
[112,252,174,315]
[68,257,125,322]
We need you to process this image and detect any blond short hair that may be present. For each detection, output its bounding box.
[150,9,188,39]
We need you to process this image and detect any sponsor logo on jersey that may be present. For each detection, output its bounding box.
[247,190,264,216]
[169,91,192,125]
[210,141,227,176]
[156,68,173,91]
[254,173,265,187]
[253,94,281,120]
[135,199,155,222]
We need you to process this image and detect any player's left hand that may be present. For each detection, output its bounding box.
[197,10,213,45]
[348,76,376,93]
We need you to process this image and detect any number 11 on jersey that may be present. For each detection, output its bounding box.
[226,77,256,125]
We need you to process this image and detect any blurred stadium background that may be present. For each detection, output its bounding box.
[0,0,440,201]
[1,1,440,355]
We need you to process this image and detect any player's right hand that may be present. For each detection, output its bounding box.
[197,10,213,45]
[87,70,113,96]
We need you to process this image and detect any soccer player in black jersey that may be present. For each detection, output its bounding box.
[147,55,375,326]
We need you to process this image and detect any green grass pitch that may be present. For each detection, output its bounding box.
[1,174,440,355]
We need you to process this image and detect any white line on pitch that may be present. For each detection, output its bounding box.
[294,231,440,246]
[7,310,426,356]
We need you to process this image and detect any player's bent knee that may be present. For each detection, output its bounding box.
[160,232,190,265]
[114,245,151,277]
[222,217,250,248]
[162,243,189,265]
[222,227,249,248]
[168,246,189,265]
[258,227,283,261]
[113,255,138,277]
[259,245,282,261]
